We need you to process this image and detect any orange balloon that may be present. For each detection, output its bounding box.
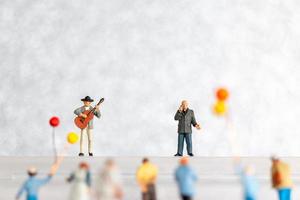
[216,88,229,101]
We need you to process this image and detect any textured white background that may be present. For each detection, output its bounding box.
[0,0,299,156]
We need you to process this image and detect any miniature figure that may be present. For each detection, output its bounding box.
[271,157,293,200]
[174,100,201,156]
[95,159,123,200]
[234,157,259,200]
[74,96,103,156]
[67,162,92,200]
[136,158,158,200]
[16,163,59,200]
[175,157,198,200]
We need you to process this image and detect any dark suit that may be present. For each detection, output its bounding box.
[174,109,198,155]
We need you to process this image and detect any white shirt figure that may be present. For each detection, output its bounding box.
[67,162,91,200]
[95,160,123,200]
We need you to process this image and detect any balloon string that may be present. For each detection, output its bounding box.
[53,143,70,167]
[52,128,57,163]
[225,113,240,157]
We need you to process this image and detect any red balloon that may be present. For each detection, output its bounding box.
[49,116,60,127]
[216,88,229,101]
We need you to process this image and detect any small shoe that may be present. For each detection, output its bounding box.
[174,153,183,157]
[78,153,84,156]
[188,153,194,157]
[89,153,93,157]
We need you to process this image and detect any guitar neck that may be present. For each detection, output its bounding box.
[87,98,104,114]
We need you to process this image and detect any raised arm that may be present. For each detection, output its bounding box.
[174,110,183,120]
[94,109,101,118]
[37,175,52,186]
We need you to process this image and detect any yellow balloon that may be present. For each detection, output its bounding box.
[67,132,79,144]
[213,101,227,116]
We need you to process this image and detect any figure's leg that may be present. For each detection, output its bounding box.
[79,129,85,154]
[177,133,184,155]
[283,189,291,200]
[278,189,287,200]
[149,184,156,200]
[186,133,193,154]
[87,128,93,154]
[181,195,191,200]
[142,188,149,200]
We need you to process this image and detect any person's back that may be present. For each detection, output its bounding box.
[24,177,51,198]
[136,162,158,185]
[175,166,197,196]
[96,160,123,200]
[136,158,158,200]
[272,161,292,189]
[175,157,197,200]
[241,171,258,200]
[16,167,52,200]
[271,157,292,200]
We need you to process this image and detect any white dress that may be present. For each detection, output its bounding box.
[69,169,90,200]
[95,168,122,200]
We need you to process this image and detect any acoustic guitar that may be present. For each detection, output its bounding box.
[74,98,104,129]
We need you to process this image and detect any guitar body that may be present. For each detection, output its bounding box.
[74,98,104,129]
[74,110,94,129]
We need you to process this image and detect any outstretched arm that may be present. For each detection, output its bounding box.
[37,175,52,187]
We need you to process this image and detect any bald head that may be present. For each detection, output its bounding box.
[181,100,189,111]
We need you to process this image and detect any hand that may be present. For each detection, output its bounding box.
[95,105,100,110]
[49,163,59,176]
[80,113,87,118]
[140,184,148,192]
[178,105,183,112]
[195,124,201,130]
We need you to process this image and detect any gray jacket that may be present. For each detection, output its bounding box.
[74,106,101,129]
[174,108,197,133]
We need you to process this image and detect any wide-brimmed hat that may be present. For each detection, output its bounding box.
[81,96,94,102]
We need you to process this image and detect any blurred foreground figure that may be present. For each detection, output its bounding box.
[175,157,198,200]
[95,159,123,200]
[67,162,91,200]
[136,158,158,200]
[16,163,59,200]
[271,157,293,200]
[234,157,259,200]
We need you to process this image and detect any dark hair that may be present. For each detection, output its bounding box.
[142,158,149,163]
[28,171,37,177]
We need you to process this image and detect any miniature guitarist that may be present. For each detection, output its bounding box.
[74,96,102,157]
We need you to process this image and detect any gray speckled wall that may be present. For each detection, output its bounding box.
[0,0,299,156]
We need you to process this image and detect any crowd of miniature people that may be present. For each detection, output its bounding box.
[16,156,293,200]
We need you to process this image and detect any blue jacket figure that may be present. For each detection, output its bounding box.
[175,157,198,200]
[234,158,259,200]
[16,167,53,200]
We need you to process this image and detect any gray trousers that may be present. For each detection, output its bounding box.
[177,133,192,155]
